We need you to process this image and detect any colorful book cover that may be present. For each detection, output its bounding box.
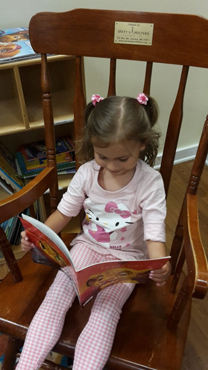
[0,27,38,63]
[15,136,75,177]
[20,214,171,306]
[0,142,24,192]
[16,150,75,179]
[17,151,75,171]
[20,137,74,162]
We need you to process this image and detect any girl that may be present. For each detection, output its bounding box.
[17,93,171,370]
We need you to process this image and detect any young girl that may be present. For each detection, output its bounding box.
[17,93,171,370]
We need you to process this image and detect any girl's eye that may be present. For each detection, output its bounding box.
[119,158,128,162]
[98,156,107,160]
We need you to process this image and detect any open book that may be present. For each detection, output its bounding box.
[20,214,170,306]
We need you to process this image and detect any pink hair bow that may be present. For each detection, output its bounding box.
[136,93,148,105]
[91,94,104,106]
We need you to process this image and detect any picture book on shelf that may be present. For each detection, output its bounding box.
[20,136,74,162]
[0,178,14,195]
[0,142,24,193]
[20,214,171,306]
[0,27,38,63]
[15,136,76,179]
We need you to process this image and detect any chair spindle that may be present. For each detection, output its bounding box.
[143,61,153,96]
[160,65,189,196]
[107,58,117,96]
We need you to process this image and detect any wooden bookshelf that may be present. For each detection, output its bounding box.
[0,55,77,193]
[0,54,80,279]
[0,55,76,135]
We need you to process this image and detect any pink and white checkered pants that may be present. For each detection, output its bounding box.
[16,243,135,370]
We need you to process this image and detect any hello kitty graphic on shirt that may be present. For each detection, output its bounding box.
[83,200,135,250]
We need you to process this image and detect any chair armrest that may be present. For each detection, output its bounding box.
[0,167,56,223]
[184,192,208,299]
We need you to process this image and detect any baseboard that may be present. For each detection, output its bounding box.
[154,145,208,169]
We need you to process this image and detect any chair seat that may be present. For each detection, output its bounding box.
[0,253,56,339]
[0,252,191,370]
[57,277,191,370]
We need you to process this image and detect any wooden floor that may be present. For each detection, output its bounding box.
[166,160,208,370]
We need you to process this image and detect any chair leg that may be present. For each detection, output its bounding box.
[170,246,185,293]
[167,277,190,331]
[170,200,185,274]
[2,336,22,370]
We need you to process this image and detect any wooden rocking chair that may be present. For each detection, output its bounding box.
[0,9,208,370]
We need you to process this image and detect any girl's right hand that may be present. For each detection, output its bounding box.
[21,231,35,251]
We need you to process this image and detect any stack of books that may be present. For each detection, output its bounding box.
[15,136,76,179]
[0,141,24,194]
[0,136,75,195]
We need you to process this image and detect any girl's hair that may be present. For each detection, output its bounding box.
[76,95,160,167]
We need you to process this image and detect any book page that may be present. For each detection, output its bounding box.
[73,257,170,305]
[20,214,75,268]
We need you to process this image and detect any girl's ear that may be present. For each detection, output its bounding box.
[140,143,146,152]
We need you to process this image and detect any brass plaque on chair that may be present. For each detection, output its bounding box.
[114,22,154,45]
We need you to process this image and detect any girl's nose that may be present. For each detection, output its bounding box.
[107,161,119,171]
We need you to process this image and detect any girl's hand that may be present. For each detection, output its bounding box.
[149,261,171,287]
[21,231,35,251]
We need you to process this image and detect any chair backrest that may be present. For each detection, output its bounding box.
[29,9,208,321]
[29,9,208,195]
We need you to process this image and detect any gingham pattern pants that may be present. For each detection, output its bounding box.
[16,243,135,370]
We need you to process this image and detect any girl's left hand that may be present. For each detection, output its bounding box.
[149,261,171,287]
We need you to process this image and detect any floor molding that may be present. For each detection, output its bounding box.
[155,145,208,169]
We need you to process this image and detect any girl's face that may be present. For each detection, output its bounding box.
[93,141,145,177]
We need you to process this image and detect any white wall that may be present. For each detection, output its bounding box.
[1,0,208,154]
[2,0,208,29]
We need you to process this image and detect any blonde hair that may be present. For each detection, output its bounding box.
[76,95,160,167]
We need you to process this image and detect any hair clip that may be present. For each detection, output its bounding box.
[136,93,149,105]
[91,94,104,106]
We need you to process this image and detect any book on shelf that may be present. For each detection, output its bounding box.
[0,178,14,195]
[20,214,171,306]
[3,216,20,245]
[15,136,76,179]
[0,27,38,64]
[0,208,29,280]
[0,208,29,253]
[20,136,74,162]
[0,142,24,193]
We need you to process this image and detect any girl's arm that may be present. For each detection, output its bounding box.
[147,240,171,287]
[44,209,71,234]
[21,209,71,251]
